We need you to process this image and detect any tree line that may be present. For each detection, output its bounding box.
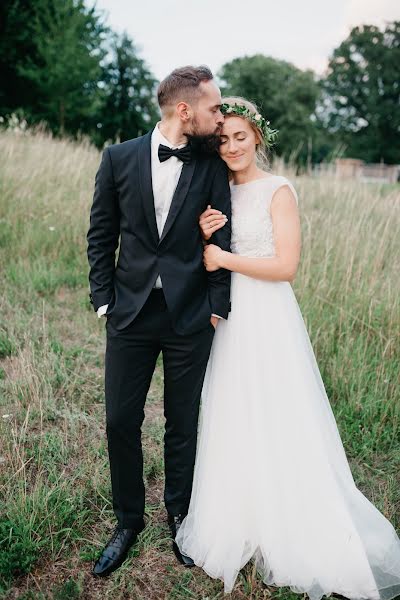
[1,1,399,166]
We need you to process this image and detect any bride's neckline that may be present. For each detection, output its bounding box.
[230,174,278,187]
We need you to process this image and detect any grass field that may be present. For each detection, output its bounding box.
[0,129,399,600]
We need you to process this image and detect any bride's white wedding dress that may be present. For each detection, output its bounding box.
[175,175,400,599]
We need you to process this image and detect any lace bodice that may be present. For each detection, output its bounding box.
[230,175,298,257]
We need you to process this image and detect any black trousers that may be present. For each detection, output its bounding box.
[104,288,215,531]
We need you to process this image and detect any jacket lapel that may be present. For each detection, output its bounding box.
[159,158,196,245]
[138,130,159,245]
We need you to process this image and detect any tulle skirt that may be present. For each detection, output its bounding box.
[175,272,400,599]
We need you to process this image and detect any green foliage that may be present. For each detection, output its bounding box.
[0,1,157,146]
[1,0,108,136]
[324,21,400,163]
[28,0,106,135]
[6,258,86,295]
[0,218,14,248]
[94,32,159,145]
[52,577,83,600]
[0,483,89,584]
[2,4,399,164]
[0,0,40,115]
[0,330,14,357]
[0,517,38,584]
[169,570,195,599]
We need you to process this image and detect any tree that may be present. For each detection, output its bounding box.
[323,21,400,164]
[218,55,321,165]
[0,0,42,116]
[95,32,159,146]
[19,0,107,135]
[0,0,108,137]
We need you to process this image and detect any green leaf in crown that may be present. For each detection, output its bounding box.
[220,103,278,149]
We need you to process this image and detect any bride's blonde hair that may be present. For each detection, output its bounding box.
[221,96,271,170]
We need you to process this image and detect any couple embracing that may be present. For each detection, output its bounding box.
[87,65,400,599]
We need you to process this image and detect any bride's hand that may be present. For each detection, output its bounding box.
[203,244,225,271]
[199,205,228,241]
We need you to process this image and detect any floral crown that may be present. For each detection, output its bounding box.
[220,102,278,149]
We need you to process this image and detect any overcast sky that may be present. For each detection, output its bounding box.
[91,0,399,81]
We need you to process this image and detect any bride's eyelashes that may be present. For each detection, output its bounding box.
[220,136,246,145]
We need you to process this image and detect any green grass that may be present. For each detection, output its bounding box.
[0,129,399,599]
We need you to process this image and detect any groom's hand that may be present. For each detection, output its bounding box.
[210,315,219,329]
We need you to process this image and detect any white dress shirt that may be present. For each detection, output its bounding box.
[97,123,221,320]
[151,122,186,288]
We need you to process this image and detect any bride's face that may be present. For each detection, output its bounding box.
[218,116,258,171]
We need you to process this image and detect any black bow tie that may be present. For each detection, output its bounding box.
[158,143,192,164]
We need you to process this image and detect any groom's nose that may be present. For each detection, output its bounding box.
[216,110,224,125]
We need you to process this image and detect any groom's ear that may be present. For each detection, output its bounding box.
[176,101,192,123]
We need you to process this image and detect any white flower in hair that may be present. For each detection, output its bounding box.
[226,107,233,113]
[254,114,262,121]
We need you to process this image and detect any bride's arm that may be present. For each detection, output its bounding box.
[203,185,301,282]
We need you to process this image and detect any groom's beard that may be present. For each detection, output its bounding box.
[184,119,222,155]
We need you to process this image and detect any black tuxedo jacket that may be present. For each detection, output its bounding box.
[86,129,232,334]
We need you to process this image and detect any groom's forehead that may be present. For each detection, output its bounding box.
[198,80,221,104]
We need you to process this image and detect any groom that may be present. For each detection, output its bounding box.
[87,65,231,576]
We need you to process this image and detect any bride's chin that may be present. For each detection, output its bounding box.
[227,163,244,172]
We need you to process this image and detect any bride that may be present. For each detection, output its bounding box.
[175,97,400,599]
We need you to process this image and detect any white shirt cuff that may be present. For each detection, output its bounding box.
[97,304,108,318]
[211,314,223,319]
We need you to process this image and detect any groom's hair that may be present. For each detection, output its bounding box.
[157,65,214,112]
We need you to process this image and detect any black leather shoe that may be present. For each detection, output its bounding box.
[168,514,195,568]
[92,527,139,577]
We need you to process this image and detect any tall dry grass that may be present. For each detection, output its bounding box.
[0,129,399,599]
